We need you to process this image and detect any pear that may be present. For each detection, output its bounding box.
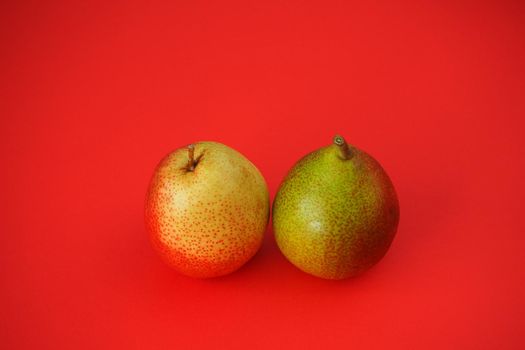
[145,142,269,278]
[273,135,399,279]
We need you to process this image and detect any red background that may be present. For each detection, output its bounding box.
[1,1,524,348]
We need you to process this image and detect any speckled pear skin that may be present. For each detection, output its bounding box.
[145,141,270,278]
[272,137,399,280]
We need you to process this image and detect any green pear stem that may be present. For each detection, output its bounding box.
[187,144,196,171]
[333,135,352,159]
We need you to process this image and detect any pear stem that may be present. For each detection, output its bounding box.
[333,135,351,159]
[187,144,196,171]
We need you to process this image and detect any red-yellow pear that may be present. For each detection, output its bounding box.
[145,142,269,278]
[273,135,399,279]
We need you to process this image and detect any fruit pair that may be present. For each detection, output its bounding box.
[145,135,399,280]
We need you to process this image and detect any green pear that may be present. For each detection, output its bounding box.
[272,135,399,279]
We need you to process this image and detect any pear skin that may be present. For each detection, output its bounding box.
[273,135,399,279]
[145,142,270,278]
